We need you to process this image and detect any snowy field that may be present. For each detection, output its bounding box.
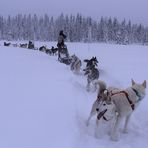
[0,41,148,148]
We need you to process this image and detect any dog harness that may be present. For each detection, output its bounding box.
[97,107,118,122]
[102,116,109,121]
[102,111,119,121]
[120,91,135,110]
[109,90,135,110]
[97,109,107,120]
[96,89,137,122]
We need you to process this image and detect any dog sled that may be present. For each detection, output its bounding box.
[58,56,71,65]
[58,45,71,65]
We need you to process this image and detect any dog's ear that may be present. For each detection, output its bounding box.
[142,80,146,88]
[131,79,136,86]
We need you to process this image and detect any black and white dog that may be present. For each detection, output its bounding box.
[50,46,58,55]
[83,56,99,91]
[39,46,46,52]
[84,56,98,69]
[83,65,99,91]
[4,42,11,46]
[20,43,28,48]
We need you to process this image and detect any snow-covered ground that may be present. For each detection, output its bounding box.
[0,41,148,148]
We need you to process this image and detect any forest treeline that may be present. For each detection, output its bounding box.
[0,13,148,45]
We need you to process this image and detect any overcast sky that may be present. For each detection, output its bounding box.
[1,0,148,25]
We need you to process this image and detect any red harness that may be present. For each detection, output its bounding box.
[110,91,135,110]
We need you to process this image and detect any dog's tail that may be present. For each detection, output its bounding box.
[94,80,107,93]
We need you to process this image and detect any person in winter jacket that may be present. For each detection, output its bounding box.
[28,41,34,49]
[57,30,67,60]
[57,30,67,49]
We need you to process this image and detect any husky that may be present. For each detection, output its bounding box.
[20,43,28,48]
[70,54,82,74]
[4,42,11,46]
[87,79,147,141]
[45,48,52,55]
[83,65,99,91]
[84,56,98,69]
[108,79,146,141]
[50,46,58,55]
[86,80,119,125]
[86,80,111,126]
[39,46,46,52]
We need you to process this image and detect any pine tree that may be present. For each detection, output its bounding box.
[0,14,147,45]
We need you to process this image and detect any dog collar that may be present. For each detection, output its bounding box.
[132,88,142,101]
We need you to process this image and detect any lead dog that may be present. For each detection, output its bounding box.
[87,79,146,141]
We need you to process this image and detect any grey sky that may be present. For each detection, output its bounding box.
[1,0,148,25]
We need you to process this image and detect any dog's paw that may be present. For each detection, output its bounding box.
[110,134,119,141]
[122,129,128,134]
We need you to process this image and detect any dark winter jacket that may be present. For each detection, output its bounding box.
[57,31,67,48]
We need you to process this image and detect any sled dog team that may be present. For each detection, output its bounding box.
[69,54,146,141]
[3,41,146,141]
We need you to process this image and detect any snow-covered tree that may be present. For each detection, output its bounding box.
[0,14,148,46]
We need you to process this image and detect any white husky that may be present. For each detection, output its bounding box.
[86,79,146,141]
